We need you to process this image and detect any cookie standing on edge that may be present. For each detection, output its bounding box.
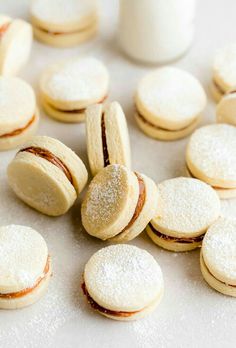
[200,218,236,297]
[30,0,98,47]
[0,225,52,309]
[0,15,32,76]
[86,101,131,176]
[7,136,88,216]
[135,67,207,141]
[216,89,236,126]
[212,44,236,102]
[40,57,109,123]
[186,124,236,199]
[81,164,158,242]
[0,77,39,151]
[82,244,164,321]
[147,177,221,252]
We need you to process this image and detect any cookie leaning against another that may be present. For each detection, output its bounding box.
[200,218,236,297]
[40,57,109,123]
[0,225,52,309]
[216,89,236,126]
[147,177,221,252]
[30,0,98,47]
[0,77,39,151]
[82,244,164,321]
[186,124,236,199]
[81,164,158,242]
[86,101,131,176]
[7,136,88,216]
[0,15,32,76]
[135,67,207,141]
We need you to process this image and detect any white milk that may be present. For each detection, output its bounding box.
[118,0,196,64]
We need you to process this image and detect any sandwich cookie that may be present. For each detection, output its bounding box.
[86,101,131,176]
[186,124,236,199]
[82,244,164,320]
[0,77,39,151]
[30,0,98,47]
[81,164,158,242]
[147,177,221,252]
[135,67,207,141]
[40,57,109,123]
[0,225,51,309]
[200,218,236,297]
[212,44,236,102]
[216,89,236,126]
[7,136,88,216]
[0,15,32,76]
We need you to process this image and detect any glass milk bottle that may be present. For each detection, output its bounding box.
[118,0,196,64]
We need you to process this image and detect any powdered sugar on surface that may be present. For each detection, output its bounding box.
[42,57,109,102]
[84,244,163,310]
[203,218,236,281]
[187,124,236,182]
[154,177,221,235]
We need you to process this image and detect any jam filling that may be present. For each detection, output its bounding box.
[202,255,236,288]
[0,257,50,299]
[0,115,36,139]
[81,282,140,317]
[101,112,110,167]
[19,147,73,185]
[47,96,107,114]
[0,22,11,38]
[149,223,204,244]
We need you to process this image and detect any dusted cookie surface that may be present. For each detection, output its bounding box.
[83,244,164,320]
[216,90,236,126]
[0,225,51,309]
[7,136,88,216]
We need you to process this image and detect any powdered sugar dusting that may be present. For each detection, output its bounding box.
[187,124,236,182]
[0,225,48,291]
[203,218,236,282]
[43,57,109,102]
[153,177,221,235]
[84,244,163,310]
[214,43,236,88]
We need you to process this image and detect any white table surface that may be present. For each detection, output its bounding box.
[0,1,236,347]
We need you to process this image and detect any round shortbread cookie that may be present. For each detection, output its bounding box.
[216,90,236,126]
[81,164,158,242]
[186,124,236,189]
[0,17,32,77]
[86,101,131,176]
[0,225,51,309]
[201,218,236,296]
[147,177,220,252]
[40,57,109,121]
[135,112,200,141]
[213,44,236,100]
[7,136,88,216]
[0,77,38,151]
[30,0,97,32]
[135,67,207,131]
[83,244,164,320]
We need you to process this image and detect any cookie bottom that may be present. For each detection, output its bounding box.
[135,112,200,141]
[0,261,52,309]
[146,225,201,252]
[0,111,39,151]
[210,81,224,103]
[200,252,236,297]
[41,98,85,123]
[33,21,97,48]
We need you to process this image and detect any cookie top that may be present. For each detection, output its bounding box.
[31,0,96,31]
[135,67,206,130]
[151,177,220,237]
[216,91,236,125]
[0,225,48,294]
[213,44,236,91]
[81,164,139,240]
[0,77,36,136]
[84,244,163,311]
[40,57,109,110]
[202,218,236,286]
[186,124,236,188]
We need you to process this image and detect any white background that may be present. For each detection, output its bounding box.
[0,1,236,347]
